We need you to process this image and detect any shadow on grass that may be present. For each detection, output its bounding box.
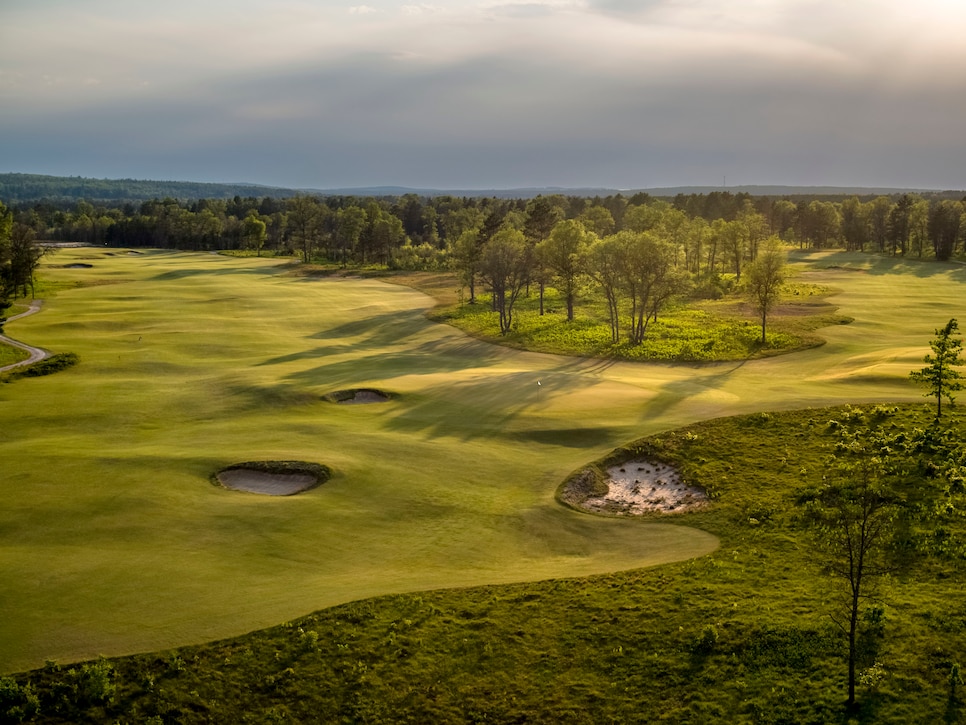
[809,250,966,280]
[257,310,447,367]
[149,264,286,281]
[275,335,508,386]
[642,359,751,420]
[376,366,621,443]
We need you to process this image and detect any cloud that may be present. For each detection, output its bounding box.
[2,0,966,188]
[401,4,445,15]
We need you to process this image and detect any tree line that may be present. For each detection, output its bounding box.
[0,202,45,327]
[3,189,964,342]
[10,190,965,260]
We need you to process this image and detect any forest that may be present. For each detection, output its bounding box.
[9,189,965,265]
[4,190,963,347]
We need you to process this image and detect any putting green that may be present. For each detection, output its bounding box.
[0,248,953,673]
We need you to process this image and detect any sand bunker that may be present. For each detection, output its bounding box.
[325,388,391,404]
[215,461,330,496]
[580,460,708,515]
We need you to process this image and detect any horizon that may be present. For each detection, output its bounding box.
[2,171,962,197]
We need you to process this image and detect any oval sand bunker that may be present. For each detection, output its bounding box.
[580,460,707,516]
[215,461,330,496]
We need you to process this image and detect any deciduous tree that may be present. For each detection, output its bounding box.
[0,202,12,324]
[910,318,965,417]
[241,212,267,256]
[287,195,325,263]
[537,220,594,321]
[803,408,900,708]
[744,238,786,343]
[480,228,530,335]
[588,233,629,343]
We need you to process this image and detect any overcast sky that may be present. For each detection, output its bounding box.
[2,0,965,190]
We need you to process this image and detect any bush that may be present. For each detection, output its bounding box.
[0,678,40,723]
[67,659,116,706]
[692,624,719,654]
[2,352,78,381]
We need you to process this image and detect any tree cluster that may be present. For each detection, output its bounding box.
[0,201,45,326]
[10,188,966,265]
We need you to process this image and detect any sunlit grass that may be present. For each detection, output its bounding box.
[9,404,966,723]
[428,276,849,361]
[0,341,29,367]
[0,246,956,686]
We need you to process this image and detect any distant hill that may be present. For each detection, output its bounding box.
[305,184,964,199]
[0,173,303,204]
[1,172,961,204]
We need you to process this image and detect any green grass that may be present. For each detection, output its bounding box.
[0,341,29,367]
[426,257,852,362]
[0,246,962,707]
[7,404,966,723]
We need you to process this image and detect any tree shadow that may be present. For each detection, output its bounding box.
[810,251,966,280]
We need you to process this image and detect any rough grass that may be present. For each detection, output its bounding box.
[8,404,966,724]
[0,246,957,684]
[420,268,851,362]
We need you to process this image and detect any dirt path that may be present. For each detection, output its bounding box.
[0,301,49,373]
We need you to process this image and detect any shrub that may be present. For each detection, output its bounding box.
[2,352,78,381]
[66,659,115,706]
[692,624,719,654]
[0,678,40,723]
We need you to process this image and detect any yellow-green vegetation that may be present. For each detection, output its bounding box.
[0,342,28,367]
[424,255,851,362]
[1,247,964,720]
[6,404,966,723]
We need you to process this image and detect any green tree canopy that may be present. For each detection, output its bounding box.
[910,318,965,417]
[743,238,786,343]
[536,220,594,321]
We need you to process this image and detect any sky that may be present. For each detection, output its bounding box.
[2,0,966,191]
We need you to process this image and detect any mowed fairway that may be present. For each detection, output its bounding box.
[0,247,961,673]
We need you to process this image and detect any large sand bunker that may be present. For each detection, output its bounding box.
[564,460,708,516]
[214,461,330,496]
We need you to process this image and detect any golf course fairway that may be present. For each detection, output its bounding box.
[0,247,957,673]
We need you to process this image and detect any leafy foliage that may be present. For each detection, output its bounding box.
[433,284,840,362]
[910,318,965,417]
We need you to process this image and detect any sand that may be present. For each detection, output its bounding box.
[216,469,319,496]
[581,460,708,515]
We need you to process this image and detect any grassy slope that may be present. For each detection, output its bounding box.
[0,247,960,679]
[11,404,966,724]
